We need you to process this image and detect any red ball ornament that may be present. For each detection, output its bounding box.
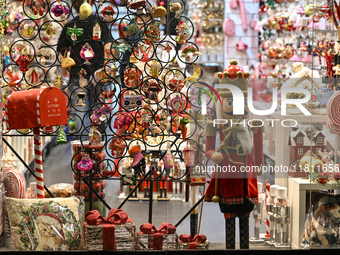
[92,193,99,201]
[17,54,31,72]
[74,173,81,181]
[93,182,101,192]
[81,183,89,192]
[74,181,80,191]
[100,192,105,198]
[101,181,106,189]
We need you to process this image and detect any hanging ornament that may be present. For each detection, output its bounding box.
[123,19,142,38]
[124,67,141,88]
[80,43,95,64]
[57,126,67,144]
[109,137,126,157]
[37,49,51,65]
[6,69,20,88]
[51,1,70,18]
[17,48,31,72]
[129,0,146,15]
[180,45,201,58]
[45,22,56,37]
[30,68,39,84]
[170,1,182,19]
[169,95,186,116]
[89,127,102,148]
[168,72,184,92]
[180,117,189,141]
[164,43,173,53]
[145,22,160,44]
[100,6,115,22]
[138,44,152,62]
[175,20,189,44]
[79,68,88,87]
[151,5,167,24]
[150,60,161,78]
[68,117,76,133]
[92,22,101,40]
[53,69,63,88]
[32,0,44,16]
[141,107,150,128]
[79,0,92,20]
[164,145,174,169]
[75,89,86,107]
[23,22,34,37]
[67,24,83,46]
[77,154,93,171]
[146,80,162,100]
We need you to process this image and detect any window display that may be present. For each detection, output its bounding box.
[1,0,340,252]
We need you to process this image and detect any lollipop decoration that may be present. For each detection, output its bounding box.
[67,24,84,45]
[80,43,95,64]
[169,95,186,116]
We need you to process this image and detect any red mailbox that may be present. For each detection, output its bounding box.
[5,87,68,130]
[5,87,68,199]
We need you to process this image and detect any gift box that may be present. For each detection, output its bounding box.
[84,209,135,251]
[136,223,178,250]
[179,234,209,250]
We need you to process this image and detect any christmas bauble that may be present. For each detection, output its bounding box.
[79,0,92,19]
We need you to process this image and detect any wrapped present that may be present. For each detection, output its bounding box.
[84,209,135,251]
[179,234,209,250]
[136,222,178,250]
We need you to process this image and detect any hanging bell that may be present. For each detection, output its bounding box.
[75,89,86,107]
[68,117,76,133]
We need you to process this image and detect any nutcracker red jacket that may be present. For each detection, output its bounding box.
[204,124,263,202]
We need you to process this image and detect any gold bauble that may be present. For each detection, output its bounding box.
[79,0,92,20]
[212,196,219,203]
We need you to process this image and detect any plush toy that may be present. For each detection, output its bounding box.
[203,59,263,249]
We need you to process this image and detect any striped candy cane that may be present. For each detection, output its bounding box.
[33,127,44,198]
[263,180,270,237]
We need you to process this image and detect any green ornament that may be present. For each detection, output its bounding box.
[57,126,67,144]
[68,117,76,133]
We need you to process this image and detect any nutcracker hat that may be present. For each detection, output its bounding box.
[177,20,186,26]
[36,213,66,245]
[128,145,144,168]
[217,59,249,98]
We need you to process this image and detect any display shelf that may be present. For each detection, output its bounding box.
[288,177,337,249]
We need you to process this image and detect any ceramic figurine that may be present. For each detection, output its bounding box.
[45,22,56,37]
[79,68,88,88]
[75,89,86,107]
[129,0,146,15]
[53,69,63,88]
[175,20,189,44]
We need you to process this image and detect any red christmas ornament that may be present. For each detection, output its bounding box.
[17,54,31,72]
[168,73,184,92]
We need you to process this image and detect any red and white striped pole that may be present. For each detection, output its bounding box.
[33,127,44,198]
[264,180,270,237]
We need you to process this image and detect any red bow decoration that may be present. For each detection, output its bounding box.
[179,234,207,249]
[138,222,176,250]
[85,209,130,250]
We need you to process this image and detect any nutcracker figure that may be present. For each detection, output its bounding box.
[204,60,263,249]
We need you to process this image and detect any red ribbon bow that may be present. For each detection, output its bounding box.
[85,209,130,250]
[138,222,176,250]
[179,234,207,249]
[85,209,128,225]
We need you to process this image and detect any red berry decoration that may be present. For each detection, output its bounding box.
[93,182,101,192]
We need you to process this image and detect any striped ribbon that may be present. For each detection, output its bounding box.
[33,127,44,198]
[263,180,270,237]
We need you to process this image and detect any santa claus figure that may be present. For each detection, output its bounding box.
[204,59,263,249]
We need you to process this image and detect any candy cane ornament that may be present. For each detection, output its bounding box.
[34,127,44,198]
[263,180,270,237]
